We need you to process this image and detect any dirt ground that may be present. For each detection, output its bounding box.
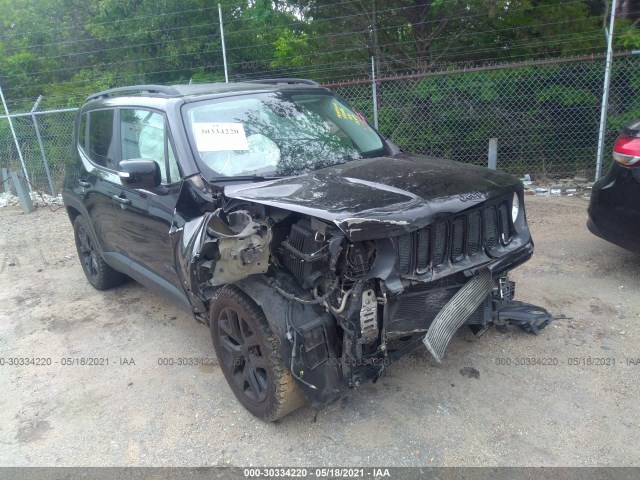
[0,195,639,467]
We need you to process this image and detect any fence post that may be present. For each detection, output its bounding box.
[10,171,34,213]
[31,96,56,196]
[0,85,30,185]
[595,0,618,181]
[488,138,498,170]
[371,56,379,129]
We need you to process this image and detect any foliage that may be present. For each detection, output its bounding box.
[0,0,630,111]
[1,0,639,181]
[338,56,640,177]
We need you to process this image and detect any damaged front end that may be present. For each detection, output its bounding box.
[171,176,552,410]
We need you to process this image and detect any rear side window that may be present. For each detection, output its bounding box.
[87,110,116,169]
[78,114,87,151]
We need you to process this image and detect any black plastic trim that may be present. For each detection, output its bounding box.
[102,252,194,314]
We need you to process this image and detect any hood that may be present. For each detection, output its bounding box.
[223,154,520,240]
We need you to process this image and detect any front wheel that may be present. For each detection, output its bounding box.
[210,285,306,421]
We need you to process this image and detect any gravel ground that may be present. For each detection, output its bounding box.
[0,196,639,467]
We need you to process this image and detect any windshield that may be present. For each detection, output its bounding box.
[182,91,388,178]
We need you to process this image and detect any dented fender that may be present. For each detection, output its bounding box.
[169,177,221,315]
[169,176,274,316]
[170,206,213,315]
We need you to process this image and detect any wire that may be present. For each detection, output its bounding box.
[1,15,612,82]
[1,5,633,109]
[232,30,607,80]
[1,0,376,53]
[0,0,366,42]
[0,3,618,105]
[3,45,625,109]
[3,41,624,107]
[285,300,318,391]
[213,33,609,84]
[269,277,338,305]
[222,18,610,70]
[1,0,600,59]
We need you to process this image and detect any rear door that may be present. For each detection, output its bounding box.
[76,109,121,253]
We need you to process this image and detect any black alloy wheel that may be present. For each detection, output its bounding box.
[210,285,306,421]
[217,305,269,403]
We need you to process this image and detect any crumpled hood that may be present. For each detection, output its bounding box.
[223,154,521,240]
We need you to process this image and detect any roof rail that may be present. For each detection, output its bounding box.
[246,78,321,86]
[86,85,181,102]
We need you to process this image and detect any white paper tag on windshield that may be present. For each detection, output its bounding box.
[193,122,249,151]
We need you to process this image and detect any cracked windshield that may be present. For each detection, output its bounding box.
[184,91,386,177]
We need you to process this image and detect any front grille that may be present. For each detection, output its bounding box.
[396,197,513,276]
[398,235,412,275]
[432,222,447,267]
[467,210,482,255]
[451,217,465,262]
[484,206,499,250]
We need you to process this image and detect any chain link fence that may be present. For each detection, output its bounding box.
[333,54,640,179]
[1,54,639,195]
[0,109,77,195]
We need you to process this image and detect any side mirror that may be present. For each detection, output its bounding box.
[118,159,161,190]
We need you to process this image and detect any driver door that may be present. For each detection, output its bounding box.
[112,108,183,290]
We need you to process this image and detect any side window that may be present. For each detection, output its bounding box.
[87,110,116,169]
[78,114,87,151]
[120,109,181,184]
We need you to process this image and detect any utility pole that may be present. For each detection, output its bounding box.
[372,0,380,80]
[218,3,229,83]
[0,84,30,184]
[371,56,379,129]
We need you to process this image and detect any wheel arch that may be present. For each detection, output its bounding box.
[63,194,107,257]
[229,271,346,409]
[66,205,81,224]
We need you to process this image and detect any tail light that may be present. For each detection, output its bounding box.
[613,135,640,168]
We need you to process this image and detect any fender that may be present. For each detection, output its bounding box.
[169,176,221,316]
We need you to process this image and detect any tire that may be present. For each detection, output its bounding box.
[73,215,128,290]
[210,285,306,421]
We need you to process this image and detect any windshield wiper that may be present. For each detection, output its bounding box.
[209,174,282,183]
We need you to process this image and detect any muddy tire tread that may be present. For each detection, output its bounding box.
[211,284,306,422]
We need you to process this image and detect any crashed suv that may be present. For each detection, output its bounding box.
[63,80,551,421]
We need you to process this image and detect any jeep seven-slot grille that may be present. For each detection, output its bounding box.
[396,199,512,275]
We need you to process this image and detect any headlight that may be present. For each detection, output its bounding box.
[511,192,520,222]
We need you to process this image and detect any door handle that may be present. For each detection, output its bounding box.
[79,181,91,188]
[112,194,132,206]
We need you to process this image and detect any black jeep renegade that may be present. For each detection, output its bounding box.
[63,80,550,421]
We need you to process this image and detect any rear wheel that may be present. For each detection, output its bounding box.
[210,285,306,421]
[73,215,127,290]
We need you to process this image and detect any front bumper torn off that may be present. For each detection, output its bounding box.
[422,268,553,362]
[423,268,494,362]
